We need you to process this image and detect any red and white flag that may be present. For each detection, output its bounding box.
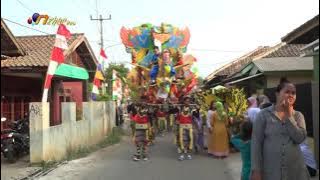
[42,24,71,102]
[91,49,107,97]
[100,48,108,61]
[91,78,101,95]
[112,70,122,101]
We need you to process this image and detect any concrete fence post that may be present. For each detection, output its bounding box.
[91,102,105,144]
[83,102,93,145]
[110,101,116,130]
[103,102,109,136]
[105,101,112,134]
[61,102,76,150]
[29,102,50,163]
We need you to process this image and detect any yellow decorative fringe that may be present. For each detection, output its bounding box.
[169,114,174,127]
[146,129,149,141]
[158,117,167,131]
[179,127,184,151]
[189,128,193,150]
[178,126,194,151]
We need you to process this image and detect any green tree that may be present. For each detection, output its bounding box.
[90,63,129,101]
[197,76,204,86]
[103,63,129,100]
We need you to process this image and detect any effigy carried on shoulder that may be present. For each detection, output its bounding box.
[120,23,199,105]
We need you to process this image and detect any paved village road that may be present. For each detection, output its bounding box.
[37,132,236,180]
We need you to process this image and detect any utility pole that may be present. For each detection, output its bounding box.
[90,14,111,97]
[90,14,111,67]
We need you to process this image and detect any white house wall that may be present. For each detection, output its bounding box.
[29,101,116,163]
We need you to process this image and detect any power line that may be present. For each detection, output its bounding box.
[70,0,104,49]
[72,0,91,16]
[109,20,118,46]
[96,42,247,53]
[90,14,112,50]
[89,39,121,43]
[3,17,248,62]
[104,43,123,49]
[200,60,232,66]
[189,48,247,53]
[95,0,99,17]
[15,0,34,13]
[94,0,101,38]
[71,0,101,48]
[2,18,51,35]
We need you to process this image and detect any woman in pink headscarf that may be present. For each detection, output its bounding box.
[245,97,260,123]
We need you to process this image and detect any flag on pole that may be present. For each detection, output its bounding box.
[100,48,108,60]
[91,49,107,100]
[91,64,104,97]
[112,70,122,102]
[100,48,108,69]
[42,24,71,102]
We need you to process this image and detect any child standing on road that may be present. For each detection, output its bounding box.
[168,104,179,132]
[177,96,195,161]
[192,105,204,153]
[147,106,156,146]
[230,121,252,180]
[132,106,150,161]
[127,103,137,138]
[157,107,167,136]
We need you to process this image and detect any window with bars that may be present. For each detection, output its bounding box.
[1,96,31,130]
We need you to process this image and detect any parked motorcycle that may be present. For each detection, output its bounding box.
[9,117,29,135]
[1,117,29,163]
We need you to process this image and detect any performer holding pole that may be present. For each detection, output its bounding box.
[132,105,150,161]
[157,106,167,137]
[177,96,195,161]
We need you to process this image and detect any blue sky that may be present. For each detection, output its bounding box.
[1,0,319,78]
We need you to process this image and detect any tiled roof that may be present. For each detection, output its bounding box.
[1,19,25,56]
[204,42,313,84]
[254,57,313,72]
[204,46,271,81]
[281,14,319,44]
[215,46,271,77]
[264,44,308,58]
[1,33,83,68]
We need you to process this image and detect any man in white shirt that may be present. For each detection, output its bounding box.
[246,97,260,123]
